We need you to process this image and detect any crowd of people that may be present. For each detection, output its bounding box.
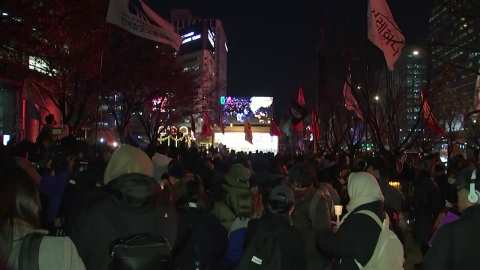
[1,133,480,270]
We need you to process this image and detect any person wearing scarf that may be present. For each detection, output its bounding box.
[317,172,385,270]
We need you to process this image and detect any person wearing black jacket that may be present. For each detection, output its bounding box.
[68,145,177,270]
[317,172,389,270]
[171,180,228,270]
[243,185,307,270]
[424,168,480,270]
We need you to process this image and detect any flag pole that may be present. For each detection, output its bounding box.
[365,0,369,152]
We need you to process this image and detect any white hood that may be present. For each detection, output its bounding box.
[152,153,172,182]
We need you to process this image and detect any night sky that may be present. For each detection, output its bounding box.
[153,0,430,119]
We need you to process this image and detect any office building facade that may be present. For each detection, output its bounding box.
[170,9,228,123]
[429,1,480,114]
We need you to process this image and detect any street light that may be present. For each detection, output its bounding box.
[375,96,379,101]
[413,51,419,55]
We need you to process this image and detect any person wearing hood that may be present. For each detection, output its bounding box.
[317,172,390,269]
[152,145,172,182]
[68,144,177,270]
[288,163,331,270]
[243,185,307,270]
[211,163,263,231]
[424,168,480,270]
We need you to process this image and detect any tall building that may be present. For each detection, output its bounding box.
[429,1,480,113]
[376,46,428,141]
[170,9,228,122]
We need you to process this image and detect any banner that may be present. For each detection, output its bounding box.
[368,0,405,70]
[106,0,182,51]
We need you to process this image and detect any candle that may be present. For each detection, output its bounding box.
[334,205,343,216]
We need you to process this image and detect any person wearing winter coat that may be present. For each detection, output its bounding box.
[424,168,480,270]
[317,172,387,270]
[0,168,85,270]
[68,145,177,270]
[288,163,331,270]
[171,180,228,270]
[211,163,264,231]
[411,169,445,264]
[243,185,307,270]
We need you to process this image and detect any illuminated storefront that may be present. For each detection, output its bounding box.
[215,131,278,153]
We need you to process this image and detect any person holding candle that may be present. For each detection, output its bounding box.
[316,172,390,269]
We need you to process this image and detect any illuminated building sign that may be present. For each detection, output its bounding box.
[225,42,228,52]
[182,32,194,38]
[208,29,215,47]
[182,34,201,44]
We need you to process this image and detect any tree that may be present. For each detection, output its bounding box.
[100,31,201,142]
[322,101,365,163]
[1,0,107,134]
[135,71,208,147]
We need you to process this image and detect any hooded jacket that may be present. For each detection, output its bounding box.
[69,145,177,270]
[212,164,263,231]
[152,153,172,182]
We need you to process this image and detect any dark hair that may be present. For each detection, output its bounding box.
[268,199,293,215]
[45,114,55,124]
[288,163,315,189]
[176,180,208,211]
[368,156,389,178]
[0,168,41,258]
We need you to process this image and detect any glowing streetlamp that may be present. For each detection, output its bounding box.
[413,51,419,55]
[375,96,379,101]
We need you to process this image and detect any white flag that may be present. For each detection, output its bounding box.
[106,0,182,51]
[343,67,363,119]
[368,0,405,70]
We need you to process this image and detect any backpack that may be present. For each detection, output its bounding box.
[108,234,172,270]
[222,217,250,267]
[354,210,404,270]
[237,222,286,270]
[291,190,323,231]
[19,233,45,270]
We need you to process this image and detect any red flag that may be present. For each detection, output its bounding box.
[219,115,225,135]
[310,112,320,141]
[270,120,282,138]
[190,115,196,134]
[200,113,213,138]
[295,87,305,132]
[244,118,253,144]
[421,91,445,136]
[343,66,363,119]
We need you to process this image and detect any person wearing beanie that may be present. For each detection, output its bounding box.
[242,185,307,270]
[68,145,177,270]
[424,168,480,270]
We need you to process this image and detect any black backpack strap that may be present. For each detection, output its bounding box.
[19,233,44,270]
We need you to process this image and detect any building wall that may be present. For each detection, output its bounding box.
[170,13,228,123]
[429,1,480,111]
